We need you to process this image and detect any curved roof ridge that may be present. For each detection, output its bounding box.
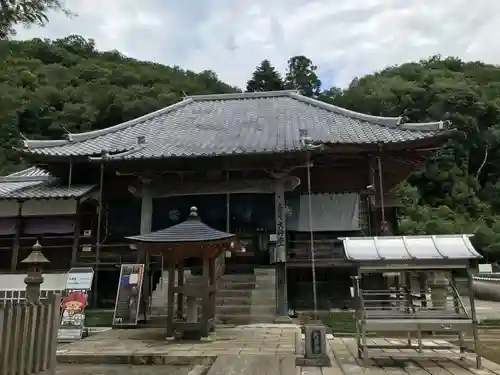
[0,166,52,183]
[23,139,69,149]
[287,92,444,131]
[23,99,194,148]
[186,90,298,101]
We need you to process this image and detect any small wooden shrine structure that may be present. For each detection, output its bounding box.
[127,206,236,339]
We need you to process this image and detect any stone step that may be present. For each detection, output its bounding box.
[250,297,276,306]
[254,268,276,276]
[254,283,275,290]
[251,290,275,298]
[220,274,256,282]
[216,314,277,325]
[217,289,253,298]
[217,296,252,306]
[215,305,252,315]
[250,305,277,315]
[217,281,255,290]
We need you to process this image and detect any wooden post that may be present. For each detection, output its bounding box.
[10,202,22,272]
[209,257,216,325]
[176,260,184,320]
[225,171,230,233]
[70,202,81,267]
[166,259,176,338]
[201,256,210,337]
[274,177,288,317]
[140,181,153,314]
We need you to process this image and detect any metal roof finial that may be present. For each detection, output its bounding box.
[189,206,198,217]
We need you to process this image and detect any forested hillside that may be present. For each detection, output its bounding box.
[2,36,500,259]
[0,36,238,172]
[326,57,500,260]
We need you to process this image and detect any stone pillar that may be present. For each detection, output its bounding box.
[429,271,450,309]
[274,177,289,319]
[25,269,44,303]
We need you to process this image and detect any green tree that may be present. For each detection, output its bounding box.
[324,55,500,260]
[246,59,284,92]
[0,36,239,172]
[285,55,322,97]
[0,0,72,39]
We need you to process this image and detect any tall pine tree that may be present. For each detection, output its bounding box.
[285,55,322,97]
[246,60,284,92]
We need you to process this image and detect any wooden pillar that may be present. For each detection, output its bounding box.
[140,180,153,310]
[201,256,210,337]
[10,202,22,272]
[209,257,216,326]
[140,180,153,235]
[274,177,288,317]
[70,202,81,267]
[176,260,184,320]
[166,259,176,338]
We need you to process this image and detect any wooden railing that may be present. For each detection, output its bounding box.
[287,239,346,264]
[0,293,60,375]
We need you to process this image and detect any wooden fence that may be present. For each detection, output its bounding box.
[0,293,61,375]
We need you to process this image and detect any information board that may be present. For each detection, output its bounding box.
[112,264,144,326]
[57,267,94,343]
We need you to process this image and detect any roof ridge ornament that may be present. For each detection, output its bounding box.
[188,206,200,220]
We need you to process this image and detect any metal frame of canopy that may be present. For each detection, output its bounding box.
[127,206,237,340]
[341,235,482,368]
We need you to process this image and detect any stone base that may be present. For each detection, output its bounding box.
[296,355,331,367]
[274,316,293,324]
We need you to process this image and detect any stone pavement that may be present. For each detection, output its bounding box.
[39,365,201,375]
[53,324,500,375]
[475,300,500,321]
[298,337,500,375]
[57,324,300,366]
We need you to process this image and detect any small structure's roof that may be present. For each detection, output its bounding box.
[0,167,95,200]
[342,235,481,261]
[127,206,235,243]
[21,91,449,160]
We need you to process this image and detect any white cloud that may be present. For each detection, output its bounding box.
[14,0,500,89]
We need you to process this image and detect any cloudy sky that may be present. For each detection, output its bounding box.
[16,0,500,89]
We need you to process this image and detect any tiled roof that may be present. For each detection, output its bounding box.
[22,91,448,160]
[0,167,95,200]
[127,207,235,243]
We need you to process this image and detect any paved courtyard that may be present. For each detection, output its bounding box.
[57,324,299,365]
[474,300,500,321]
[52,324,500,375]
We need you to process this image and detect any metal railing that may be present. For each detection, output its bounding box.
[0,293,61,375]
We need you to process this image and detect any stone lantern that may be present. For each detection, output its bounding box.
[21,240,50,302]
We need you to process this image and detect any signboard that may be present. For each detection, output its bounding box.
[112,264,144,326]
[479,263,493,273]
[57,267,94,343]
[65,268,94,290]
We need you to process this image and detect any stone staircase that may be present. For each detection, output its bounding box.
[150,267,277,324]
